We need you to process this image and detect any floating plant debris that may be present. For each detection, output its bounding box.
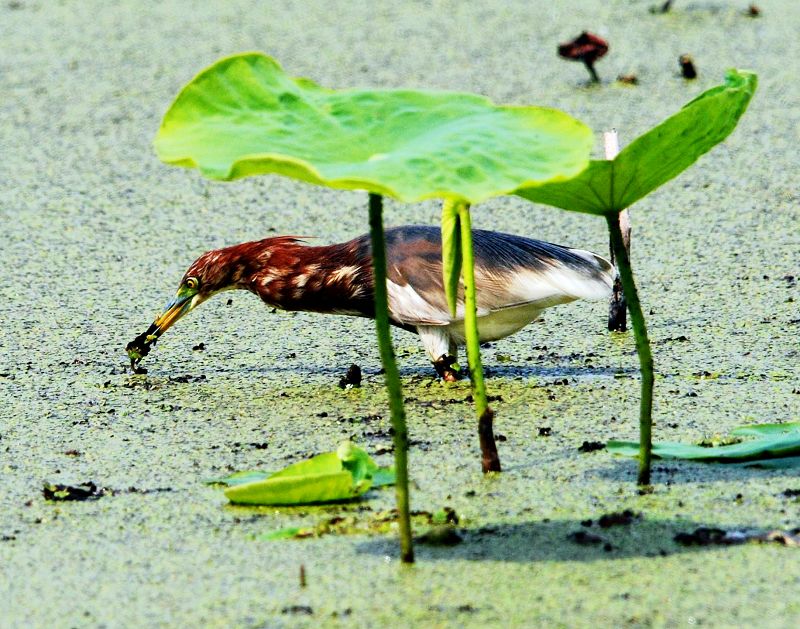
[617,73,639,85]
[675,527,800,547]
[679,54,697,79]
[42,481,106,501]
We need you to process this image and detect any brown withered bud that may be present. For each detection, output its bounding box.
[558,31,609,83]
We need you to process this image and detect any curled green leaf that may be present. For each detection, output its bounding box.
[222,443,391,505]
[517,69,758,214]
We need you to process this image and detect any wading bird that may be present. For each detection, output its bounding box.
[127,226,615,380]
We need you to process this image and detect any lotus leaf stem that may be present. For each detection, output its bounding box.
[456,202,501,473]
[368,193,414,562]
[606,212,653,485]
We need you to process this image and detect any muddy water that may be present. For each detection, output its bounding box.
[1,1,799,626]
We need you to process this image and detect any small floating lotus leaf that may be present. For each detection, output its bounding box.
[517,69,757,214]
[223,443,391,505]
[608,422,800,465]
[730,422,800,438]
[155,53,593,204]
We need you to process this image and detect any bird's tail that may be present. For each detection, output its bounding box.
[560,248,616,300]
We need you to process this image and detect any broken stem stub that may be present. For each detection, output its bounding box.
[604,130,631,332]
[478,407,501,472]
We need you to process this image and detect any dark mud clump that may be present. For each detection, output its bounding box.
[338,363,362,389]
[416,525,463,546]
[598,510,642,528]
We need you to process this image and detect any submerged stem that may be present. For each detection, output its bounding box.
[606,213,654,485]
[368,193,414,563]
[457,202,501,473]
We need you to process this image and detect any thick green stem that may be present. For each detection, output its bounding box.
[457,203,501,473]
[606,213,653,485]
[368,193,413,563]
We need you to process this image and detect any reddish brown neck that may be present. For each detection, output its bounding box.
[243,238,375,316]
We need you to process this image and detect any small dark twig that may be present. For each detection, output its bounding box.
[653,0,674,13]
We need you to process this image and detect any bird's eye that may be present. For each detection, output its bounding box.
[185,277,199,290]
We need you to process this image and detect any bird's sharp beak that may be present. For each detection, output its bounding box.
[151,292,197,337]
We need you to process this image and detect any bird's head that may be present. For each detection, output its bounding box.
[125,245,251,370]
[125,237,307,371]
[152,248,240,336]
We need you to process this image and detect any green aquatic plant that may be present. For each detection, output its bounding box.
[154,52,593,561]
[517,69,757,484]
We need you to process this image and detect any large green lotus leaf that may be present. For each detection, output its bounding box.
[608,422,800,464]
[155,53,593,204]
[517,69,757,215]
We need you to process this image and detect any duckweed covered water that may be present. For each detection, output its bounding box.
[2,1,799,626]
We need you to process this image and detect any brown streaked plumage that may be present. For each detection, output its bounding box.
[126,226,615,380]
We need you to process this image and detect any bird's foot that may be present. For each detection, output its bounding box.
[433,354,460,382]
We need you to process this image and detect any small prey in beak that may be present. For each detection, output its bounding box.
[126,278,201,373]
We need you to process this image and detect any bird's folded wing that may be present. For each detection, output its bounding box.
[384,226,614,327]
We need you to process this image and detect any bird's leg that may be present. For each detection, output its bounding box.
[417,325,460,381]
[433,354,460,382]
